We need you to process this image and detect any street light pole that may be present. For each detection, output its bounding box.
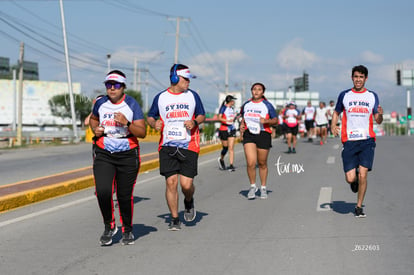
[16,42,24,146]
[107,54,111,73]
[407,89,411,136]
[59,0,78,142]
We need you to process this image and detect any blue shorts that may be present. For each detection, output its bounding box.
[341,138,376,172]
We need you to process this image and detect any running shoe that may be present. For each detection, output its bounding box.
[100,224,118,246]
[247,185,258,199]
[286,147,292,154]
[292,148,296,154]
[355,207,366,218]
[168,217,181,231]
[218,157,226,170]
[260,187,268,199]
[350,169,359,193]
[184,198,196,222]
[121,231,135,245]
[227,164,236,172]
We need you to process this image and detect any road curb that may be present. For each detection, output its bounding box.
[0,143,222,213]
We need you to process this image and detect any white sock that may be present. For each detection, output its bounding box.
[250,183,256,188]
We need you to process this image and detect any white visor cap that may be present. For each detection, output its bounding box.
[104,73,126,84]
[176,68,196,79]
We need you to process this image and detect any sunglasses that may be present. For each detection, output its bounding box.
[105,82,123,89]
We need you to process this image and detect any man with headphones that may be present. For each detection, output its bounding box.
[147,64,205,231]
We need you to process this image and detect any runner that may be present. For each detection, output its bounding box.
[240,83,278,199]
[217,95,238,171]
[326,100,336,137]
[147,64,205,230]
[302,101,316,142]
[277,103,287,140]
[314,101,328,145]
[90,70,146,246]
[283,102,301,153]
[331,65,383,218]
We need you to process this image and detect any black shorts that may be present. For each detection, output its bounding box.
[305,120,315,131]
[218,129,236,140]
[284,125,298,135]
[159,146,198,179]
[242,130,272,149]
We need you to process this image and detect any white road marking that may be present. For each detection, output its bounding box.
[327,156,335,164]
[0,152,236,228]
[0,174,165,228]
[333,144,340,150]
[0,196,95,228]
[317,187,332,212]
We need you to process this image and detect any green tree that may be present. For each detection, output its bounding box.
[125,90,143,108]
[48,94,92,127]
[48,90,143,127]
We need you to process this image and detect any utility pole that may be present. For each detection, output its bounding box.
[12,69,17,132]
[107,54,111,73]
[16,42,24,146]
[59,0,78,142]
[134,57,138,91]
[168,17,189,64]
[174,17,180,64]
[225,60,229,93]
[407,89,411,136]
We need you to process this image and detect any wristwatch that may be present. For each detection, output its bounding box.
[126,121,131,127]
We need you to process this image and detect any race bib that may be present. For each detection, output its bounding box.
[104,126,127,138]
[287,116,296,123]
[246,120,261,134]
[165,125,187,140]
[347,128,368,141]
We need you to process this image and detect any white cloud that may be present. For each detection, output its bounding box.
[189,49,249,80]
[276,38,319,70]
[112,47,164,64]
[360,51,384,64]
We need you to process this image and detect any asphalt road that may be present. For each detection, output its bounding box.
[0,141,159,185]
[0,136,413,274]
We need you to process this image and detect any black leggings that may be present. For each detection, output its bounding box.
[93,145,140,233]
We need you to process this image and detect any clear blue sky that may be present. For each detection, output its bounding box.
[1,0,413,113]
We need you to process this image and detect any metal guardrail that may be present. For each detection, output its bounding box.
[0,130,83,138]
[0,131,85,147]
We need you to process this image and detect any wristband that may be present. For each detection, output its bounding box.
[193,120,198,127]
[126,121,131,127]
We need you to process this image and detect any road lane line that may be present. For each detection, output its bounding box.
[0,174,165,228]
[0,196,95,228]
[317,187,332,211]
[0,152,235,228]
[327,156,335,164]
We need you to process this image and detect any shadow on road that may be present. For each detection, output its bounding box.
[239,189,273,199]
[324,200,364,214]
[157,210,208,228]
[110,224,158,245]
[133,196,150,204]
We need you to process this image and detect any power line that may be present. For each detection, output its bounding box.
[1,1,226,97]
[9,0,112,53]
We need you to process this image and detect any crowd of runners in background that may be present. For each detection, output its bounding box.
[216,98,341,163]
